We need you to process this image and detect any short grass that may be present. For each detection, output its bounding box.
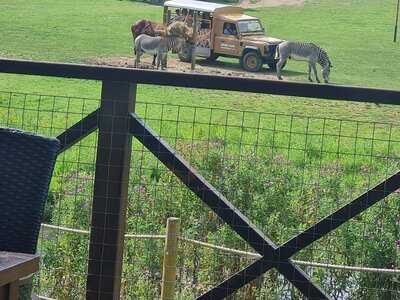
[1,1,400,297]
[0,0,399,200]
[0,0,399,123]
[0,0,399,211]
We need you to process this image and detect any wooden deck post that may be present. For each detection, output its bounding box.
[86,81,136,300]
[161,217,180,300]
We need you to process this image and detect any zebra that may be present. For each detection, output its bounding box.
[134,34,185,70]
[275,41,332,83]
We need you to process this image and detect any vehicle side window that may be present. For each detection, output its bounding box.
[223,22,237,36]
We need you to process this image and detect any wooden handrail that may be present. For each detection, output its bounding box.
[0,58,399,105]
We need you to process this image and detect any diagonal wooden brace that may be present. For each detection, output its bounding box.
[129,113,329,299]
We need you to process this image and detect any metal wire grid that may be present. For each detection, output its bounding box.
[0,91,99,299]
[1,91,400,299]
[129,101,400,299]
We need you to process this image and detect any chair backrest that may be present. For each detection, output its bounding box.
[0,128,60,254]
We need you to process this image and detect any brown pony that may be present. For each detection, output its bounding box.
[131,19,156,40]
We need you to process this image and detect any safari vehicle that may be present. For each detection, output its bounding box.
[162,0,285,72]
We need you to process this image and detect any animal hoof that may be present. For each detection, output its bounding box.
[278,77,283,80]
[324,80,328,84]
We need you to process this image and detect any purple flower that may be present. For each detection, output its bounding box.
[137,185,146,194]
[395,240,400,249]
[274,154,286,164]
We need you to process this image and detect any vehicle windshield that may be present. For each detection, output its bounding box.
[237,20,263,33]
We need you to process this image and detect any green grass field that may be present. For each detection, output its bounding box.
[1,1,400,298]
[0,0,400,122]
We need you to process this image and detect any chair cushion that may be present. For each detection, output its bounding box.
[0,128,60,254]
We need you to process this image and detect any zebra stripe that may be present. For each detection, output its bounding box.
[165,36,184,52]
[276,41,332,83]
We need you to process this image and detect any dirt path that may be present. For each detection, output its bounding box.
[238,0,304,9]
[87,56,282,80]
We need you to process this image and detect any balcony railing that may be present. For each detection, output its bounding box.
[1,58,400,299]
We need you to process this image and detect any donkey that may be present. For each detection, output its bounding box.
[134,34,185,70]
[276,41,332,83]
[131,21,190,67]
[131,19,158,66]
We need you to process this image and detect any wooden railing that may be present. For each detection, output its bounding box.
[1,58,400,300]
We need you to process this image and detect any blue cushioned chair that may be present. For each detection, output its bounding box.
[0,128,60,299]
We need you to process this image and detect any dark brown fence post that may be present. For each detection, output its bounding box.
[86,81,136,299]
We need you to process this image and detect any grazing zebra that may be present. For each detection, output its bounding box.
[276,41,332,83]
[134,34,185,70]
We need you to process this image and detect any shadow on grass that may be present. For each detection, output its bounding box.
[125,0,239,4]
[197,59,306,77]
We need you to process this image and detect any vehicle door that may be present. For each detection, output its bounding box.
[214,22,241,56]
[194,15,212,58]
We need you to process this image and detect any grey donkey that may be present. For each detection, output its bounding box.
[134,34,185,70]
[276,41,332,83]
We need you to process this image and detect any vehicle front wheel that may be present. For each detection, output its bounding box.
[241,52,262,72]
[268,60,286,71]
[178,43,192,63]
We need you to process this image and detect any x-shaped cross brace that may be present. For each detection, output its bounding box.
[130,112,400,300]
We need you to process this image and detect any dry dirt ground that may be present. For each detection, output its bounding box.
[86,0,305,79]
[239,0,304,9]
[86,56,283,80]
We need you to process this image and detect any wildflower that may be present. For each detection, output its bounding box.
[395,240,400,249]
[137,185,146,194]
[274,154,286,165]
[360,165,370,173]
[264,181,273,188]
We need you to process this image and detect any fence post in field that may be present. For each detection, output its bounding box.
[191,13,197,70]
[395,0,400,42]
[161,217,180,300]
[86,81,136,299]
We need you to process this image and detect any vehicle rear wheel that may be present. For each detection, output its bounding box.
[241,51,262,72]
[206,52,219,62]
[178,43,192,63]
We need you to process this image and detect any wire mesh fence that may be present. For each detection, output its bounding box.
[0,91,99,299]
[1,90,400,299]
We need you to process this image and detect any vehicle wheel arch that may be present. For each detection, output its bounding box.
[241,46,261,57]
